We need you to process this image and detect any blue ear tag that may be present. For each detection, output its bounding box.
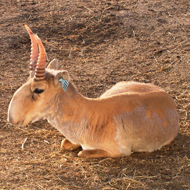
[59,78,69,92]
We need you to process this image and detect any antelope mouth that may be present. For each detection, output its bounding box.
[17,115,40,126]
[19,119,25,126]
[16,119,27,127]
[9,119,26,127]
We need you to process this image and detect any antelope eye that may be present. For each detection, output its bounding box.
[33,88,44,94]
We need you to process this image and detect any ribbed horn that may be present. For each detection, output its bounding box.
[24,25,38,71]
[34,34,47,80]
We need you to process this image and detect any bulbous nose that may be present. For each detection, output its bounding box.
[7,113,12,124]
[7,105,23,126]
[7,112,19,125]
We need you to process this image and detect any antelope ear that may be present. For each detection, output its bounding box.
[29,71,35,79]
[54,70,69,86]
[47,59,58,70]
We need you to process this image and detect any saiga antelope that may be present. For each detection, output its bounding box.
[8,25,179,158]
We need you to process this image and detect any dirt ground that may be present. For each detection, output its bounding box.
[0,0,190,189]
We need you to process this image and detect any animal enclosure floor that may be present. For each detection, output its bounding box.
[0,0,190,189]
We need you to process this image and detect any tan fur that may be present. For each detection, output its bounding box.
[8,62,179,158]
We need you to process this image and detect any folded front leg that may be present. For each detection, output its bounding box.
[61,138,81,151]
[78,149,117,158]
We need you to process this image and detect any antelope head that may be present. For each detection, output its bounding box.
[8,25,69,126]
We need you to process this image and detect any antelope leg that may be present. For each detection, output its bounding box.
[61,138,81,151]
